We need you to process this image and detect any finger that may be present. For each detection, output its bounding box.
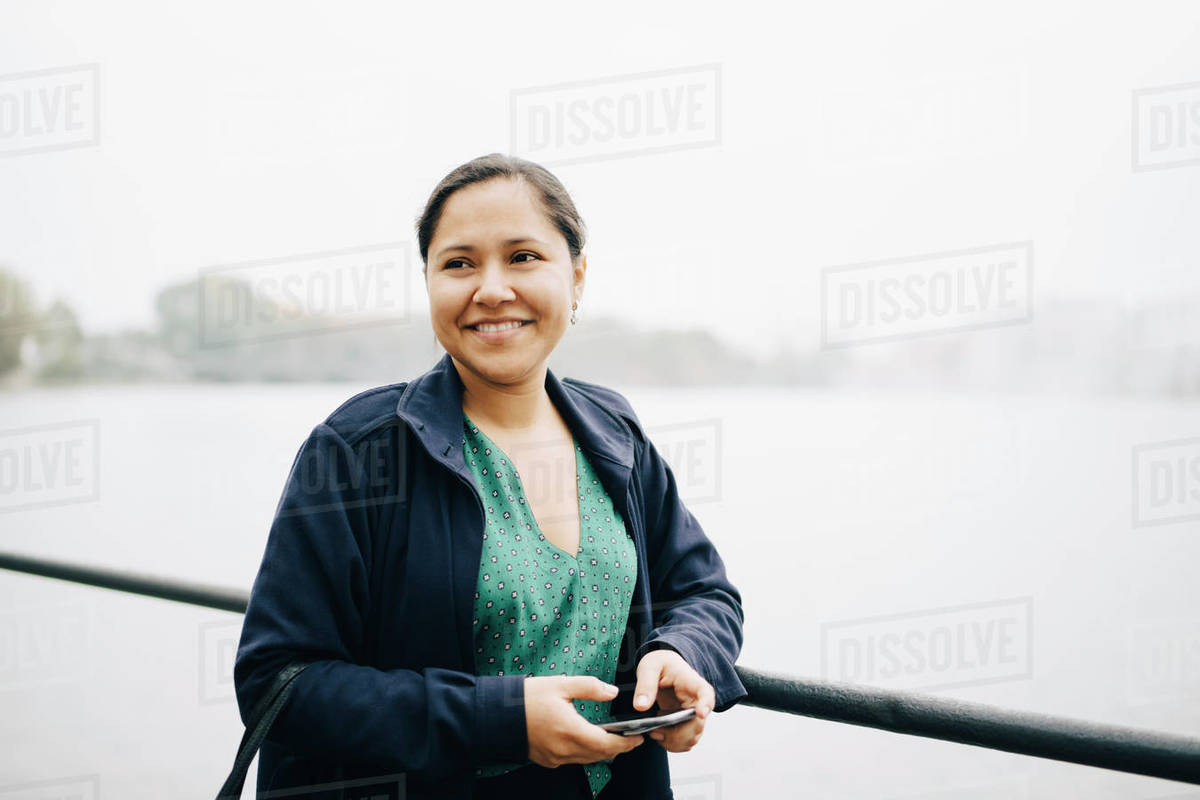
[594,730,645,760]
[666,670,706,707]
[671,671,715,718]
[577,720,644,757]
[691,682,716,719]
[600,728,646,751]
[633,659,665,711]
[652,717,704,750]
[650,704,707,744]
[566,676,621,703]
[652,713,704,741]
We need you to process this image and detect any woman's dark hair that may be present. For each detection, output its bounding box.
[415,153,587,273]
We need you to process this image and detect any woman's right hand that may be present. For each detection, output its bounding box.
[524,675,645,768]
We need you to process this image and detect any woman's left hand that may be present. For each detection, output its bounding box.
[631,648,715,752]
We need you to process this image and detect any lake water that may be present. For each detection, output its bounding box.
[1,382,1198,799]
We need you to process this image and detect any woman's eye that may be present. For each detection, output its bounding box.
[513,252,539,263]
[444,259,468,270]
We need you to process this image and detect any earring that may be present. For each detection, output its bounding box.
[570,301,578,325]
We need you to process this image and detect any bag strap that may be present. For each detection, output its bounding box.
[216,661,313,800]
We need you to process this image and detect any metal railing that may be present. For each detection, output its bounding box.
[2,549,1198,786]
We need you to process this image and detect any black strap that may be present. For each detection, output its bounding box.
[216,661,312,800]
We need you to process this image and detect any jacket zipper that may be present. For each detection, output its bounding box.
[452,469,486,533]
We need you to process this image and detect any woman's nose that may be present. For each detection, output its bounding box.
[473,263,516,303]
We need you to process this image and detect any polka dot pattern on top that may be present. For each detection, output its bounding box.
[463,412,637,798]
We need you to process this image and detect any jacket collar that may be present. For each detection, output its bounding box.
[394,351,635,485]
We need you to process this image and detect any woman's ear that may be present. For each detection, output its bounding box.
[573,254,587,298]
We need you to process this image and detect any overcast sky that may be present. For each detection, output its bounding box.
[2,0,1199,360]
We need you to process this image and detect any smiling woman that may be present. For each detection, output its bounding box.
[417,155,587,397]
[233,153,748,800]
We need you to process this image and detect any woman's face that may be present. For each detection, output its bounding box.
[425,177,585,387]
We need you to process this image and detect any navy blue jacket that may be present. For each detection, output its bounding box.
[234,352,748,799]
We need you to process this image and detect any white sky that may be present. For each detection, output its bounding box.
[1,0,1199,360]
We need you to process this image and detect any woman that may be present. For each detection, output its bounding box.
[234,154,747,800]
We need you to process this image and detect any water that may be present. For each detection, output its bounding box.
[1,383,1197,799]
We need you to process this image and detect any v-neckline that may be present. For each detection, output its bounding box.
[464,413,582,562]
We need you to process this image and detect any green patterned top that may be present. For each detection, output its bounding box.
[463,412,638,798]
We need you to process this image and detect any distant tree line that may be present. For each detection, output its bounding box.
[4,266,1194,396]
[0,267,807,388]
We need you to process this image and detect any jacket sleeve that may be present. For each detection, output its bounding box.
[628,425,749,713]
[233,422,528,780]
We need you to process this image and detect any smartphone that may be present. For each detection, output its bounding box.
[598,707,697,736]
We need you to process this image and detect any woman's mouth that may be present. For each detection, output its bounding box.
[466,320,534,343]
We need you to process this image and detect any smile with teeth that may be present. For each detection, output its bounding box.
[471,321,530,332]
